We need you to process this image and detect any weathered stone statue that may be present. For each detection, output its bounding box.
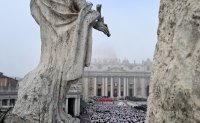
[10,0,110,123]
[146,1,200,123]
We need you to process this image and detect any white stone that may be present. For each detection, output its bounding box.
[146,1,200,123]
[11,0,110,123]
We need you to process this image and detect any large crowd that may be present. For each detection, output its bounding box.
[85,104,146,123]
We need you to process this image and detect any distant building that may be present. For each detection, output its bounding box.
[80,58,152,101]
[65,58,151,117]
[0,72,18,108]
[66,82,81,117]
[0,57,151,117]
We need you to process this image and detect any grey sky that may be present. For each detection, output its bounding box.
[0,0,160,78]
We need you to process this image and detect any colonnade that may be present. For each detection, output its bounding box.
[92,76,148,98]
[66,95,80,116]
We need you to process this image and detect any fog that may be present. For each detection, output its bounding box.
[0,0,159,77]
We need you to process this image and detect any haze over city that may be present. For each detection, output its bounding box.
[0,0,160,77]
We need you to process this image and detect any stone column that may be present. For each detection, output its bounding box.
[77,97,80,116]
[134,77,137,97]
[84,78,89,101]
[118,77,121,98]
[111,77,113,98]
[126,77,129,96]
[141,78,146,98]
[66,98,68,114]
[123,77,126,97]
[0,100,2,107]
[7,99,10,106]
[105,77,108,97]
[94,77,97,96]
[74,98,78,116]
[102,77,105,96]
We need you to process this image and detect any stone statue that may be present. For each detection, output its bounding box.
[10,0,110,123]
[146,0,200,123]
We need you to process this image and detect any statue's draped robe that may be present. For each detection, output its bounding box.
[13,0,99,122]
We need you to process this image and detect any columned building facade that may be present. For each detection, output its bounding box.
[66,83,81,117]
[0,72,18,108]
[80,58,151,101]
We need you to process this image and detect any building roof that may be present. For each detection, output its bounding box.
[0,72,17,81]
[85,58,152,73]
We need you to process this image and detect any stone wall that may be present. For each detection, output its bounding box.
[146,1,200,123]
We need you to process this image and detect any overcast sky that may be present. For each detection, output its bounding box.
[0,0,160,78]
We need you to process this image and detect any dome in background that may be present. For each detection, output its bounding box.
[92,45,117,60]
[92,45,119,64]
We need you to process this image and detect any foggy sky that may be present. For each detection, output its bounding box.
[0,0,160,78]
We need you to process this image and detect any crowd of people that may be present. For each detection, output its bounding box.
[85,104,146,123]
